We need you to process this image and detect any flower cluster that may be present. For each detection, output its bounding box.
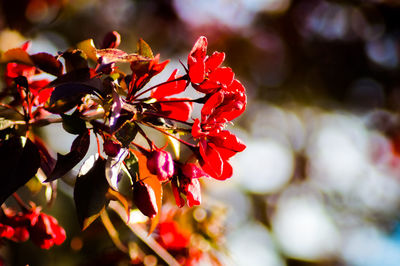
[0,203,65,249]
[0,31,246,248]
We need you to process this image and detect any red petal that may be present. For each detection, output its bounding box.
[151,69,187,99]
[194,79,220,94]
[159,99,193,121]
[199,141,223,178]
[188,36,208,62]
[189,60,205,84]
[181,163,210,179]
[201,91,224,121]
[208,67,234,87]
[205,52,225,72]
[210,130,246,158]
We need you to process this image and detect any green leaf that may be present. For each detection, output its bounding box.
[137,39,154,59]
[0,136,41,204]
[124,151,139,181]
[74,155,109,230]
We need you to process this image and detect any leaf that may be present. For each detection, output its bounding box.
[124,151,139,181]
[46,83,101,114]
[62,50,88,72]
[32,135,56,178]
[61,111,87,135]
[137,39,154,59]
[115,120,138,147]
[133,181,158,218]
[131,150,162,234]
[46,130,90,182]
[0,136,41,204]
[105,148,128,191]
[96,49,148,64]
[30,53,63,76]
[0,48,34,65]
[77,39,98,62]
[74,155,109,230]
[47,68,94,88]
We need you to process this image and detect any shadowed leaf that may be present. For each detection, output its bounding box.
[74,155,109,230]
[0,136,40,204]
[61,111,87,135]
[30,53,63,76]
[46,130,90,182]
[45,83,101,114]
[0,48,34,65]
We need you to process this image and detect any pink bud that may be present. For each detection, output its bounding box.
[147,150,174,182]
[103,139,121,157]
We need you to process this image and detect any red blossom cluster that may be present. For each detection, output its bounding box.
[0,204,65,249]
[0,32,246,256]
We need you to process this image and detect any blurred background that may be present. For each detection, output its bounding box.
[2,0,400,265]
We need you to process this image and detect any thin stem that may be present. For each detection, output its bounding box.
[143,111,193,126]
[100,209,129,253]
[12,193,29,212]
[0,103,24,117]
[153,97,206,104]
[131,75,187,101]
[108,201,181,266]
[140,121,196,149]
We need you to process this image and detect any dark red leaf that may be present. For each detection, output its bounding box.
[133,181,158,218]
[0,136,41,204]
[30,53,63,76]
[74,156,109,230]
[46,130,90,182]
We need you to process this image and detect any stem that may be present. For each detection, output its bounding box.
[140,121,196,149]
[12,193,29,212]
[131,75,187,101]
[100,209,129,253]
[143,111,193,126]
[0,103,24,117]
[108,201,181,266]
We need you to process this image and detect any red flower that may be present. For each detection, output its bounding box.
[147,149,175,182]
[187,36,234,94]
[192,121,246,180]
[29,212,66,249]
[157,220,190,250]
[0,206,65,249]
[0,224,14,239]
[5,62,54,106]
[201,79,246,128]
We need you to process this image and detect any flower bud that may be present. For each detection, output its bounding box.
[103,139,121,157]
[147,150,174,182]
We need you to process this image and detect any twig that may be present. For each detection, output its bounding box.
[108,201,180,266]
